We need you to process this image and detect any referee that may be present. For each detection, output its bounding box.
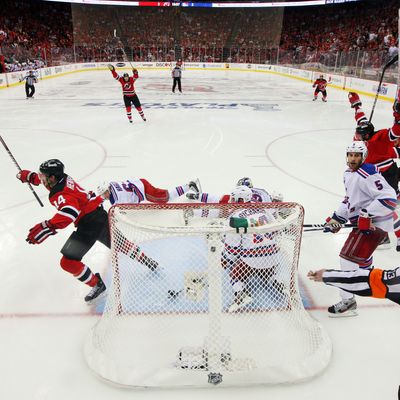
[20,70,38,99]
[171,64,182,93]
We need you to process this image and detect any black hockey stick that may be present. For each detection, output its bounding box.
[369,54,398,122]
[0,135,44,207]
[303,223,355,232]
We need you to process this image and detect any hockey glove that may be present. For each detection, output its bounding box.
[107,64,115,71]
[348,92,362,108]
[132,68,138,74]
[16,170,40,185]
[188,180,200,194]
[357,209,373,234]
[323,213,346,233]
[26,221,57,244]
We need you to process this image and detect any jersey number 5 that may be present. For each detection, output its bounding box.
[374,180,383,190]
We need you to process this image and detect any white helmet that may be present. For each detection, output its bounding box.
[236,177,253,188]
[346,141,368,162]
[271,191,283,202]
[230,185,253,203]
[97,181,110,196]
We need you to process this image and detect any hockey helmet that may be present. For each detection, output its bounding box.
[123,72,129,78]
[39,159,64,179]
[97,181,110,196]
[346,141,368,163]
[355,121,375,140]
[236,177,253,188]
[230,185,253,203]
[319,74,324,79]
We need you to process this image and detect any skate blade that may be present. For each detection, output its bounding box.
[328,309,358,318]
[85,290,107,306]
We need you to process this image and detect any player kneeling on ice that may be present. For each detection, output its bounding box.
[322,142,397,317]
[308,267,400,306]
[108,64,146,124]
[226,186,286,312]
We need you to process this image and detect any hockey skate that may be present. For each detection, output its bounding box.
[322,98,327,102]
[328,297,357,317]
[84,273,107,304]
[312,97,317,101]
[377,234,390,250]
[228,289,253,312]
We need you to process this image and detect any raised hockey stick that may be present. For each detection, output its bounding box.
[113,9,135,69]
[369,54,398,122]
[0,135,44,207]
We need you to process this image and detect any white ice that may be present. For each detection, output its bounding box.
[0,68,399,399]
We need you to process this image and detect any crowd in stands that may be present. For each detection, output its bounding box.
[0,0,398,72]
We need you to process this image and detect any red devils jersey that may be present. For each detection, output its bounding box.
[112,70,139,96]
[354,108,400,172]
[46,175,103,229]
[313,78,327,91]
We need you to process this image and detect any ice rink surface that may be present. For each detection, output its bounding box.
[0,68,399,399]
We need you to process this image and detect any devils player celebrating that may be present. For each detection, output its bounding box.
[312,74,328,102]
[108,64,146,124]
[16,160,159,303]
[348,92,400,250]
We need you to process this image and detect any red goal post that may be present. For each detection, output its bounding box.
[84,202,331,387]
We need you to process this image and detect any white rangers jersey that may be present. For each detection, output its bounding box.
[335,163,397,232]
[223,207,278,270]
[109,179,146,205]
[251,187,272,203]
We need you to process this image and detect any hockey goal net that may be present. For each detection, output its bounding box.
[84,202,331,387]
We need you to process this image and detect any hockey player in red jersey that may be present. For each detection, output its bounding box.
[312,74,328,102]
[348,92,400,250]
[16,159,157,304]
[108,64,146,124]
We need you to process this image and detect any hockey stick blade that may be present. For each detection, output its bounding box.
[0,134,44,207]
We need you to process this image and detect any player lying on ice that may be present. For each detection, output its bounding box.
[307,267,400,306]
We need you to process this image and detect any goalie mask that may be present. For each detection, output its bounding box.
[97,181,110,196]
[230,185,253,203]
[236,177,253,188]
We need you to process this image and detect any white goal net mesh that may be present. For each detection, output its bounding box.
[84,202,331,387]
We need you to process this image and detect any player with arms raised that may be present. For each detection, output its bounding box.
[348,91,400,249]
[108,64,146,124]
[312,74,328,102]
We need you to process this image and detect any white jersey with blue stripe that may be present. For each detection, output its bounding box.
[108,178,146,205]
[335,163,397,232]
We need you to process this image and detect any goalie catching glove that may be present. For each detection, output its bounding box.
[26,221,57,244]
